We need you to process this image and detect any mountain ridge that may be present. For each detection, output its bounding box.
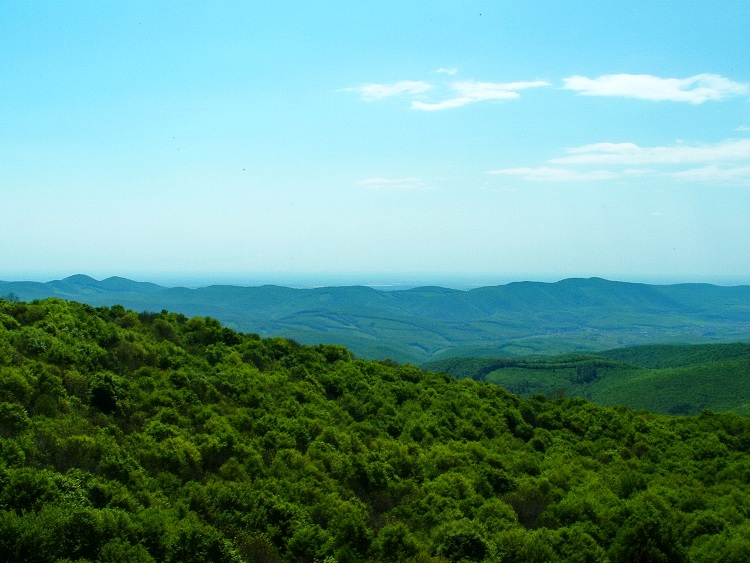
[2,274,750,362]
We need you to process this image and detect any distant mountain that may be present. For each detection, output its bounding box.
[2,275,750,363]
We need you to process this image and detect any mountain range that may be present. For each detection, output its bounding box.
[2,274,750,363]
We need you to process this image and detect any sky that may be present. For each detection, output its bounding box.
[2,1,750,288]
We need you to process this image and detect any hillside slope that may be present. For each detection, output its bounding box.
[3,275,750,363]
[1,297,750,561]
[425,343,750,416]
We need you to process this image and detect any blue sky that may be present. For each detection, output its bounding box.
[2,1,749,287]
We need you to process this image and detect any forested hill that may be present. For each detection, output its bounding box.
[3,275,750,363]
[2,297,750,561]
[425,343,750,416]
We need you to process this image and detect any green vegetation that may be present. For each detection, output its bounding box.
[4,275,750,363]
[2,297,750,561]
[425,343,750,416]
[598,342,750,369]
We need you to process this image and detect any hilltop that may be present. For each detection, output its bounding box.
[3,275,750,363]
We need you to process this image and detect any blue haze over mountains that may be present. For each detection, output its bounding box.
[2,275,750,364]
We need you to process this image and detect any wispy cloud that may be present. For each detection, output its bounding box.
[347,72,748,108]
[667,165,750,183]
[563,73,749,103]
[356,177,430,190]
[551,139,750,165]
[412,79,550,111]
[490,139,750,186]
[411,97,475,111]
[488,167,618,182]
[343,81,432,102]
[736,125,750,132]
[344,74,549,110]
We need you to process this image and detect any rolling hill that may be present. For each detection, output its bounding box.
[2,275,750,363]
[425,342,750,416]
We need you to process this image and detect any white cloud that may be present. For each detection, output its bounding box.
[345,75,549,110]
[489,139,750,187]
[356,177,430,190]
[454,80,546,100]
[412,79,550,111]
[736,125,750,132]
[622,168,655,177]
[487,167,618,182]
[667,165,750,184]
[563,73,749,103]
[551,139,750,165]
[411,97,476,111]
[344,81,433,101]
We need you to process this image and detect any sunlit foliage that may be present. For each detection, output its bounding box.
[1,297,749,561]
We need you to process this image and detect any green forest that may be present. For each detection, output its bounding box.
[424,343,750,416]
[2,297,750,562]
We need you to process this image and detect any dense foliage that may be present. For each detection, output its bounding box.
[426,344,750,416]
[1,297,750,561]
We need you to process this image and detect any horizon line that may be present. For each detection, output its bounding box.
[2,272,750,291]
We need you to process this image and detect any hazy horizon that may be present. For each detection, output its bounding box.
[3,270,750,291]
[3,2,749,283]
